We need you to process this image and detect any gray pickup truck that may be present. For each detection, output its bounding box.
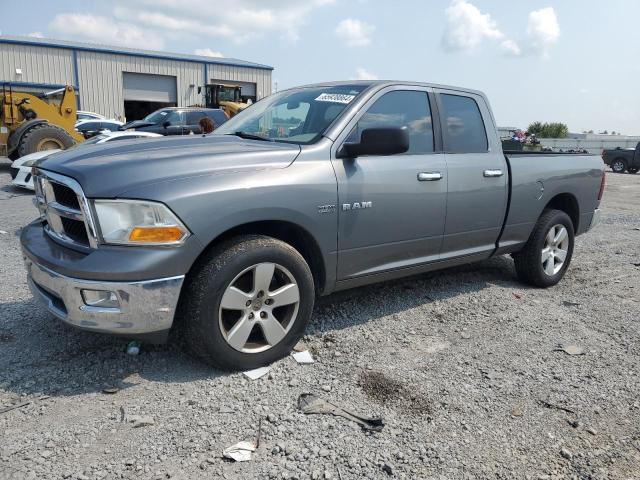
[21,81,605,370]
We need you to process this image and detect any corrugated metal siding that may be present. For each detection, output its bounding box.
[0,44,74,85]
[77,51,204,119]
[0,43,272,120]
[208,63,272,100]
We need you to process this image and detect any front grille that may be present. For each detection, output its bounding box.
[50,182,81,210]
[32,169,98,250]
[60,217,90,245]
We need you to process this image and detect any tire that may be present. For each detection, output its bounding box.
[17,123,76,157]
[178,235,315,371]
[610,158,627,173]
[513,209,575,288]
[628,167,639,174]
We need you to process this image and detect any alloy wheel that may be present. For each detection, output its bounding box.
[541,224,569,276]
[218,262,300,353]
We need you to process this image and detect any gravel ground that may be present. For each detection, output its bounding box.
[0,160,639,480]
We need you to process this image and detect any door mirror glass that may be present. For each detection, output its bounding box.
[339,127,409,158]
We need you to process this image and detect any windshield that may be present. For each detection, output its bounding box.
[213,84,369,144]
[143,109,173,124]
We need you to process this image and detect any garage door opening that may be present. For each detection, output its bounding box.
[210,79,257,103]
[123,72,177,121]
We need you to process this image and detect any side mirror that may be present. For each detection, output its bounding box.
[162,120,171,128]
[338,127,410,158]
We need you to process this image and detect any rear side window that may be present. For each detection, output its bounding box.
[440,94,488,153]
[348,90,434,154]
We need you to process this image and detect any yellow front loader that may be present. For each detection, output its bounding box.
[199,83,249,118]
[1,84,84,159]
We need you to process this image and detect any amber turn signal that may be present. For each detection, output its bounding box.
[128,226,185,243]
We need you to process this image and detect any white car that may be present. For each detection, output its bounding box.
[10,131,162,190]
[76,110,106,121]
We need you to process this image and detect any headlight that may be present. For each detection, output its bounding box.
[93,199,190,246]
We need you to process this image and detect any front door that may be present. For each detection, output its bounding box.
[435,89,508,258]
[331,87,447,280]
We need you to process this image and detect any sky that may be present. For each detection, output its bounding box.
[2,0,639,134]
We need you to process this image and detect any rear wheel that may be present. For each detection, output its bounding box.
[17,123,76,157]
[179,235,315,371]
[513,209,575,288]
[628,167,639,174]
[610,158,627,173]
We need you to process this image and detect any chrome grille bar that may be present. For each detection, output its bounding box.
[32,168,99,250]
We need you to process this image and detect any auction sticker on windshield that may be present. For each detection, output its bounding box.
[315,93,356,104]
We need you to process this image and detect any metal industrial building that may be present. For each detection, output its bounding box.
[0,35,273,121]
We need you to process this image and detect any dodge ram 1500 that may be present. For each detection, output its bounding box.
[21,81,605,370]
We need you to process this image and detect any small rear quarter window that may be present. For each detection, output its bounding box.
[440,94,488,153]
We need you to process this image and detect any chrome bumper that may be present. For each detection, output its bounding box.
[24,256,184,336]
[588,208,601,230]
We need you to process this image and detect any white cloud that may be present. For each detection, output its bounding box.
[526,7,560,56]
[50,13,164,49]
[442,0,504,51]
[354,67,378,80]
[500,39,521,56]
[194,48,224,58]
[27,32,44,38]
[335,19,375,47]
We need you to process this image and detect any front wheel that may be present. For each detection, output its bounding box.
[610,158,627,173]
[628,167,639,174]
[513,209,575,288]
[178,235,315,371]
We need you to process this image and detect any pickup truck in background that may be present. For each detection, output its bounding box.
[602,142,640,173]
[21,81,605,370]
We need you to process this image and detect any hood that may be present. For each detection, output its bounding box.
[38,135,301,197]
[120,120,155,130]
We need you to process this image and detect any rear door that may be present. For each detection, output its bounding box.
[435,89,508,258]
[331,86,447,280]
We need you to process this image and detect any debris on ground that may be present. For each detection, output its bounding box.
[538,399,575,414]
[243,366,271,380]
[510,406,524,417]
[0,401,30,415]
[562,300,581,307]
[298,393,384,432]
[292,350,315,364]
[554,344,586,356]
[102,387,119,394]
[223,441,257,462]
[0,230,7,235]
[126,415,155,428]
[560,447,573,460]
[126,341,141,356]
[512,291,524,299]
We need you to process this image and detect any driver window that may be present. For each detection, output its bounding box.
[347,90,434,154]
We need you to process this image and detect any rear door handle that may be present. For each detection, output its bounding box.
[483,169,503,178]
[418,172,443,181]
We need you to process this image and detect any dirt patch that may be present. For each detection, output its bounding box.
[358,370,433,416]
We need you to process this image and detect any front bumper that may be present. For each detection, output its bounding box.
[24,255,184,340]
[11,166,35,190]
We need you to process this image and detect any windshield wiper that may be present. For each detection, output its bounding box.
[227,131,273,142]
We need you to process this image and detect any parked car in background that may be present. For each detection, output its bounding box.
[75,119,124,139]
[11,131,162,190]
[76,111,106,122]
[120,107,228,136]
[602,142,640,173]
[22,81,604,371]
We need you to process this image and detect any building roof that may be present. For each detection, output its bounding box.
[0,35,273,71]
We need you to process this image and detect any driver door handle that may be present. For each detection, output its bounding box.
[483,169,503,177]
[418,172,443,181]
